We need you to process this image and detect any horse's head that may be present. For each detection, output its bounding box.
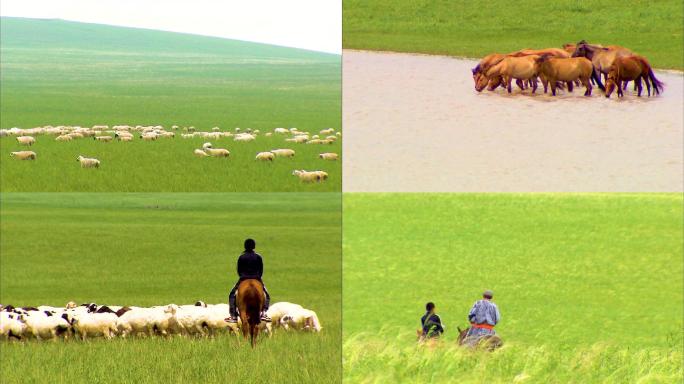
[572,43,588,58]
[456,326,469,345]
[605,69,618,98]
[475,74,492,92]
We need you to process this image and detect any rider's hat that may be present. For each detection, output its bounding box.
[483,290,494,298]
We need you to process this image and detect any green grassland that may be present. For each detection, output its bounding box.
[343,194,682,383]
[343,0,684,70]
[0,17,340,192]
[0,192,341,383]
[1,133,341,192]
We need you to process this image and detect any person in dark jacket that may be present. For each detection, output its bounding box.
[420,302,444,340]
[226,238,271,323]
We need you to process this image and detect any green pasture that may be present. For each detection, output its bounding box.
[0,133,341,192]
[343,193,683,383]
[0,192,341,383]
[343,0,684,70]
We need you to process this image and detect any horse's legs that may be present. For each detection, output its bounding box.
[531,78,538,94]
[550,81,557,96]
[643,75,651,96]
[636,78,643,97]
[592,68,605,91]
[506,77,513,93]
[566,81,574,93]
[515,79,524,90]
[582,76,592,96]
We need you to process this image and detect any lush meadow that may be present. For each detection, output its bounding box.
[0,17,341,192]
[343,0,684,70]
[0,192,341,383]
[343,194,683,383]
[1,133,341,192]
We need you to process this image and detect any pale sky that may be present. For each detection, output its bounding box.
[0,0,341,54]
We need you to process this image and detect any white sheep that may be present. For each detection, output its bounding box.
[119,136,133,142]
[292,170,323,183]
[274,128,289,134]
[0,312,27,341]
[71,312,118,340]
[267,302,304,329]
[194,149,209,157]
[23,311,71,341]
[140,133,158,141]
[205,148,230,157]
[116,305,178,338]
[234,133,256,142]
[55,135,73,142]
[202,142,213,150]
[319,153,338,161]
[320,128,334,135]
[77,156,100,168]
[68,132,84,139]
[265,132,273,137]
[94,136,113,142]
[256,152,275,161]
[10,151,36,160]
[271,149,295,158]
[16,136,36,146]
[280,308,322,332]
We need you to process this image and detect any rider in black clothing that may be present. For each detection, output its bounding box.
[226,239,271,323]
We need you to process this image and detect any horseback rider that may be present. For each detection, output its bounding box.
[420,302,445,339]
[465,290,499,344]
[226,238,271,323]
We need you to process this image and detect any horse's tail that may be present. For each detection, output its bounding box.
[647,67,664,95]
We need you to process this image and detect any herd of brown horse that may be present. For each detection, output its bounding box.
[471,40,665,98]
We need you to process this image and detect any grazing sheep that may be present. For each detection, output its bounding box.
[140,134,158,141]
[280,308,322,332]
[119,136,133,142]
[267,302,304,329]
[68,132,84,139]
[255,152,275,161]
[313,170,329,180]
[204,148,230,157]
[116,305,178,338]
[325,136,337,141]
[319,153,338,161]
[23,311,71,341]
[202,142,213,150]
[212,127,220,132]
[16,136,36,146]
[77,156,100,168]
[292,170,324,183]
[0,312,27,340]
[234,133,256,142]
[94,136,113,142]
[10,151,36,160]
[320,128,334,135]
[274,128,289,134]
[265,132,273,137]
[307,139,322,144]
[270,149,295,158]
[71,312,118,340]
[194,149,209,157]
[55,135,73,142]
[181,133,195,139]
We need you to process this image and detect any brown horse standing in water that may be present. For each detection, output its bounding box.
[605,55,664,98]
[457,326,503,351]
[571,41,633,91]
[237,279,265,347]
[483,55,541,94]
[535,55,593,96]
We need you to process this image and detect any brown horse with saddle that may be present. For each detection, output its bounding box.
[237,278,265,347]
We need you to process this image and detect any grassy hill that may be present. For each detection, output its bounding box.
[343,0,684,70]
[343,193,682,383]
[1,192,341,383]
[1,17,340,129]
[0,18,341,192]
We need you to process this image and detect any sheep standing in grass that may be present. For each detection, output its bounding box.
[194,149,209,157]
[292,170,325,183]
[71,312,118,340]
[204,148,230,157]
[280,308,322,332]
[16,136,36,146]
[202,142,213,150]
[77,156,100,168]
[255,152,275,161]
[0,312,27,340]
[140,133,157,141]
[119,136,133,142]
[234,133,256,142]
[94,136,113,142]
[267,302,304,330]
[55,135,72,142]
[319,153,338,161]
[23,311,71,341]
[10,151,36,160]
[271,149,295,158]
[320,128,334,135]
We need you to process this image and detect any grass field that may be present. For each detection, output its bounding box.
[343,0,684,70]
[0,133,341,192]
[0,192,341,383]
[343,194,683,383]
[0,17,340,192]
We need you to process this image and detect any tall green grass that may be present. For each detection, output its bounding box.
[0,192,341,383]
[343,194,683,383]
[0,133,340,191]
[343,0,684,70]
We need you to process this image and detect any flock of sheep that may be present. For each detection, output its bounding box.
[3,124,340,183]
[0,301,321,342]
